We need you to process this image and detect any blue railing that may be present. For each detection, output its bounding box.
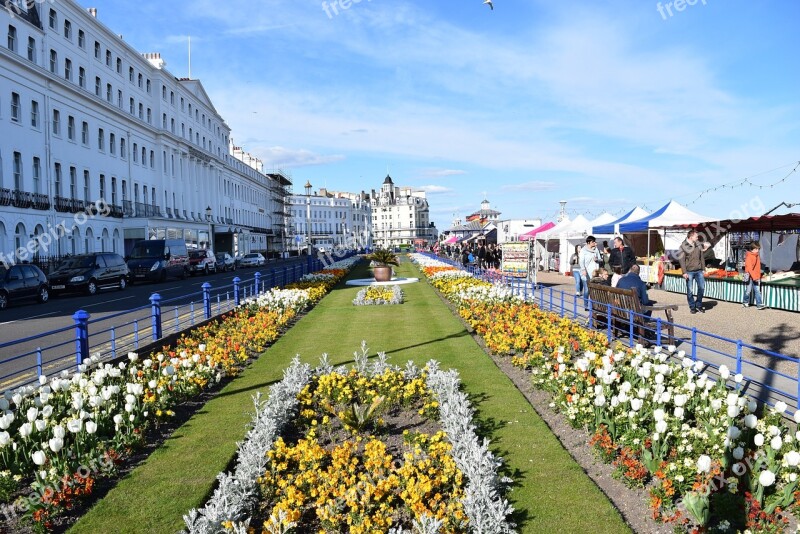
[0,254,343,389]
[425,253,800,410]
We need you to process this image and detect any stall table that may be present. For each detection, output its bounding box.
[663,271,800,312]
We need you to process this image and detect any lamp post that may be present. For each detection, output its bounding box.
[304,181,312,257]
[205,206,213,251]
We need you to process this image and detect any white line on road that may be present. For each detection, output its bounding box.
[0,311,58,325]
[82,296,135,309]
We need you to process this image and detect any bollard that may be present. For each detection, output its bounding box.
[736,340,743,375]
[202,282,212,319]
[255,271,261,295]
[150,293,162,341]
[72,310,90,368]
[233,277,241,306]
[36,348,43,379]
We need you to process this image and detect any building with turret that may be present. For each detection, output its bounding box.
[369,175,437,249]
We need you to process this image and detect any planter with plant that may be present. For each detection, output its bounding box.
[367,248,399,282]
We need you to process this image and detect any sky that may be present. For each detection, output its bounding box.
[86,0,800,230]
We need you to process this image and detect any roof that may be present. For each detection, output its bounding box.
[383,175,394,185]
[688,213,800,233]
[618,200,715,232]
[519,221,556,240]
[592,207,650,235]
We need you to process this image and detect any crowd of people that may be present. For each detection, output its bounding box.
[440,242,501,269]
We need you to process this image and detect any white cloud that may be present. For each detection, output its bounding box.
[502,181,558,192]
[417,185,454,194]
[421,168,467,178]
[254,146,345,168]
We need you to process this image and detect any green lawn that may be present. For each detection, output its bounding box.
[70,259,631,534]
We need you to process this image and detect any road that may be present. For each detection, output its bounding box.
[0,256,308,389]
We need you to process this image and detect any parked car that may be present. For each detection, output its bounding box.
[239,253,266,268]
[48,253,129,295]
[127,239,189,283]
[217,252,236,272]
[188,249,217,275]
[0,264,50,310]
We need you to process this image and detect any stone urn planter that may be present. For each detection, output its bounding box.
[367,249,400,282]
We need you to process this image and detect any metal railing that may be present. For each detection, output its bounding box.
[0,254,340,390]
[423,253,800,410]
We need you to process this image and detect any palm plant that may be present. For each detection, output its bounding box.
[367,248,399,267]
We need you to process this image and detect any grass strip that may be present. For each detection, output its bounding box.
[71,259,630,534]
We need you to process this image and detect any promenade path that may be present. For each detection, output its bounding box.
[71,259,630,534]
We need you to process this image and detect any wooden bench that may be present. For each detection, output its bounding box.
[587,283,678,345]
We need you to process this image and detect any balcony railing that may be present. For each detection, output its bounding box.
[134,202,162,218]
[123,200,134,217]
[109,205,124,218]
[0,190,50,210]
[54,196,87,213]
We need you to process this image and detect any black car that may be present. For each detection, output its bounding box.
[48,253,129,295]
[0,264,50,310]
[216,252,236,272]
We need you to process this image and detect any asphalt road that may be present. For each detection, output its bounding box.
[0,256,308,389]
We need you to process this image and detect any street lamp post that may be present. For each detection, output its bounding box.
[205,206,213,251]
[304,181,312,257]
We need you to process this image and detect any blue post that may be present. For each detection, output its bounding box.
[202,282,212,319]
[174,306,179,333]
[549,287,553,312]
[190,302,195,326]
[111,327,116,358]
[72,310,90,367]
[150,293,162,341]
[233,277,241,306]
[559,290,565,317]
[656,318,662,346]
[254,271,261,295]
[628,310,635,347]
[691,328,698,360]
[606,303,612,341]
[133,319,139,349]
[736,340,743,375]
[36,348,42,378]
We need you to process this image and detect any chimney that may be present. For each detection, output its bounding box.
[143,52,166,70]
[88,8,97,17]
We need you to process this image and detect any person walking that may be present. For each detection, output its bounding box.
[570,245,583,296]
[609,236,636,274]
[677,229,710,314]
[578,235,603,309]
[742,241,767,310]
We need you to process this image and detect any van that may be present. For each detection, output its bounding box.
[127,239,189,283]
[48,253,129,295]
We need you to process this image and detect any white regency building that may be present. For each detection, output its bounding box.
[288,184,372,254]
[370,175,437,249]
[0,0,290,267]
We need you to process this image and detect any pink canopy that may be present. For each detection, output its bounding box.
[519,222,555,241]
[443,235,459,244]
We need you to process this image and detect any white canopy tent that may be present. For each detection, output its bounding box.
[535,218,571,271]
[592,207,650,235]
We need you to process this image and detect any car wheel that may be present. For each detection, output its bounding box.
[0,291,8,309]
[119,276,127,291]
[38,285,49,303]
[87,279,98,295]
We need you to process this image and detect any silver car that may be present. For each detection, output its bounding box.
[239,253,266,267]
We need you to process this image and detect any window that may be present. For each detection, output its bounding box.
[162,151,167,172]
[94,76,101,97]
[147,108,151,123]
[111,177,117,204]
[106,83,112,102]
[7,25,16,52]
[78,29,85,48]
[64,58,72,80]
[67,116,75,140]
[149,150,154,168]
[81,121,88,144]
[13,152,22,190]
[141,146,146,164]
[116,57,121,73]
[27,37,35,62]
[94,41,100,59]
[162,86,166,99]
[117,89,122,108]
[171,118,175,133]
[109,133,115,155]
[49,49,57,73]
[170,91,174,104]
[32,157,41,194]
[162,113,166,129]
[138,103,143,119]
[63,20,71,39]
[129,97,134,114]
[180,97,184,111]
[54,163,62,196]
[48,9,57,30]
[69,166,77,198]
[30,100,38,127]
[10,92,20,122]
[146,79,151,93]
[97,128,104,151]
[122,180,127,202]
[120,138,126,158]
[85,171,91,201]
[78,67,85,88]
[137,73,142,88]
[132,142,138,162]
[99,173,106,200]
[52,109,60,135]
[105,49,111,67]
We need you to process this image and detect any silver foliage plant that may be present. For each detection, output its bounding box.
[184,345,515,533]
[183,357,312,533]
[352,284,405,305]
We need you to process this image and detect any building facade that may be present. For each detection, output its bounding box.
[0,0,289,267]
[288,186,372,253]
[370,175,437,249]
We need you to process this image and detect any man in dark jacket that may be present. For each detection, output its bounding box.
[676,229,710,314]
[616,264,653,316]
[609,236,636,274]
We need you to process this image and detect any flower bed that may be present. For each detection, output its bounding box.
[0,258,359,531]
[184,346,514,533]
[353,285,404,306]
[411,253,800,533]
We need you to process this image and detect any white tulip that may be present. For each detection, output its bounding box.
[19,422,32,438]
[734,373,743,383]
[0,430,10,447]
[795,410,800,424]
[718,365,730,380]
[744,414,758,429]
[12,393,22,406]
[85,421,97,434]
[769,425,780,436]
[53,425,65,439]
[26,407,38,422]
[630,398,643,412]
[774,401,788,414]
[34,419,46,432]
[594,396,606,407]
[0,399,8,411]
[125,403,134,413]
[48,437,64,453]
[710,398,723,411]
[656,420,668,434]
[727,426,741,440]
[31,450,46,466]
[66,418,82,433]
[655,374,664,385]
[726,393,739,406]
[696,455,712,473]
[785,450,800,467]
[754,433,765,447]
[113,414,124,425]
[128,352,139,362]
[198,344,206,352]
[148,380,157,390]
[674,407,685,420]
[654,409,665,422]
[674,394,688,408]
[0,413,14,430]
[733,447,744,460]
[748,400,757,413]
[727,405,740,418]
[771,436,783,451]
[759,470,776,487]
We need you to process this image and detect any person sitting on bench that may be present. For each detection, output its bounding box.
[615,264,654,318]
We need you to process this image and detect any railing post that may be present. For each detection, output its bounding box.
[691,328,698,360]
[174,306,179,333]
[606,303,612,341]
[656,318,662,347]
[202,282,212,319]
[560,290,565,317]
[254,271,261,295]
[736,340,743,375]
[36,348,43,379]
[72,310,90,368]
[233,277,241,306]
[111,327,116,358]
[150,293,162,341]
[548,287,554,312]
[628,309,635,347]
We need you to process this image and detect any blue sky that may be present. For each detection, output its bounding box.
[87,0,800,229]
